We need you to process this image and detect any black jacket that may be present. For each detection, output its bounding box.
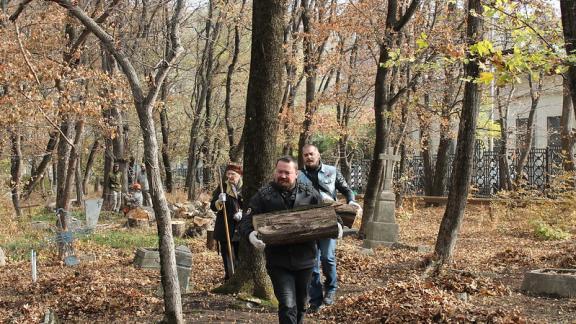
[210,182,243,242]
[239,181,323,270]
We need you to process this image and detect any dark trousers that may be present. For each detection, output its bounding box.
[267,266,313,324]
[219,240,239,280]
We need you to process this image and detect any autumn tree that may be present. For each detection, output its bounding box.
[359,0,422,238]
[45,0,187,321]
[214,0,286,300]
[430,0,483,271]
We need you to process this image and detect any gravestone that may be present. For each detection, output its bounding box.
[133,247,161,269]
[0,247,5,266]
[134,245,193,293]
[521,268,576,298]
[363,148,400,248]
[175,245,193,293]
[85,198,103,229]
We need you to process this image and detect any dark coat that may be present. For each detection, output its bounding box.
[239,181,323,270]
[210,182,243,242]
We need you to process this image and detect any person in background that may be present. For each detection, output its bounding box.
[109,163,122,213]
[210,163,244,281]
[137,163,152,206]
[125,182,143,210]
[240,156,341,324]
[298,144,362,311]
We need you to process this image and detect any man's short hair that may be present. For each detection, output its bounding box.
[276,155,298,169]
[302,143,318,151]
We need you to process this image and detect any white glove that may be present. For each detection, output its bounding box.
[218,192,227,203]
[249,231,266,251]
[349,201,362,210]
[337,223,343,240]
[233,210,243,221]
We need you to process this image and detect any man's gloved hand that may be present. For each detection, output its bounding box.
[233,210,243,221]
[348,201,362,210]
[337,223,343,240]
[249,231,266,251]
[218,192,227,203]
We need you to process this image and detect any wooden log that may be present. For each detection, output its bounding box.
[128,217,149,228]
[252,205,338,245]
[206,230,217,251]
[334,203,359,228]
[172,220,187,238]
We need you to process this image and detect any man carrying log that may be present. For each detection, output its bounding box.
[239,156,341,324]
[298,144,361,311]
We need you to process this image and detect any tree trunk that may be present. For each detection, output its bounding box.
[224,1,246,161]
[560,0,576,114]
[297,12,318,165]
[9,127,22,217]
[51,0,186,320]
[61,119,84,211]
[561,70,575,171]
[82,138,99,194]
[432,121,452,196]
[56,118,73,228]
[160,82,174,193]
[359,0,422,238]
[496,86,514,191]
[22,130,59,200]
[214,0,286,300]
[431,0,483,271]
[515,73,542,186]
[418,102,435,197]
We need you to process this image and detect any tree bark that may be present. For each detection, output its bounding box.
[61,119,84,211]
[560,0,576,114]
[515,73,542,186]
[214,0,286,301]
[431,0,483,271]
[160,82,173,193]
[496,86,514,191]
[9,127,22,217]
[55,118,73,228]
[561,78,575,171]
[82,138,99,194]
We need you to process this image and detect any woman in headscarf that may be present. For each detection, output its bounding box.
[210,162,243,281]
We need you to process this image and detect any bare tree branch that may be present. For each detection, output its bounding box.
[8,0,32,22]
[14,21,74,146]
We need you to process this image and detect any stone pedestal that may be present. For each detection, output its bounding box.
[363,148,400,248]
[363,191,399,248]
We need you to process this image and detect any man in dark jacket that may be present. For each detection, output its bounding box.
[210,163,244,281]
[239,156,337,324]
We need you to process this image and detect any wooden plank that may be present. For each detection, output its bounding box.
[252,205,339,245]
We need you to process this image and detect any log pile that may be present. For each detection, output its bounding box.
[252,205,339,245]
[170,201,216,238]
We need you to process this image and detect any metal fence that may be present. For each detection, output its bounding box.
[391,146,567,197]
[170,146,569,197]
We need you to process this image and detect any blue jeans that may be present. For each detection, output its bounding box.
[267,266,313,324]
[308,238,337,306]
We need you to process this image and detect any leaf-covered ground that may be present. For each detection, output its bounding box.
[0,198,574,323]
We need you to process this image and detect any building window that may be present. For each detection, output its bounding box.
[547,116,561,148]
[516,117,535,150]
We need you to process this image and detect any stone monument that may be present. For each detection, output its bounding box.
[363,148,400,248]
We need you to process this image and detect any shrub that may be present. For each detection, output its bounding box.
[532,220,571,241]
